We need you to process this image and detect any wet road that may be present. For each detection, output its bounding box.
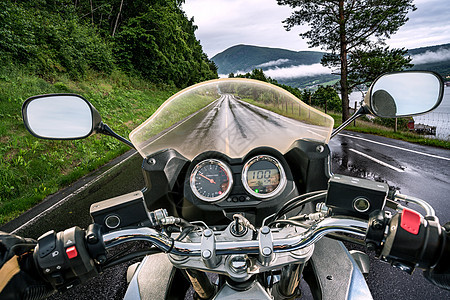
[329,131,450,221]
[2,94,450,299]
[144,94,330,159]
[329,131,450,300]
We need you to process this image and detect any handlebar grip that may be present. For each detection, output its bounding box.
[423,223,450,290]
[368,210,450,289]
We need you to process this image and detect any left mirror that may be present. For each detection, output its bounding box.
[22,94,100,139]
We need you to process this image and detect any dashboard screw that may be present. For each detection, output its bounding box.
[261,226,270,235]
[262,247,272,256]
[203,229,213,238]
[202,250,212,259]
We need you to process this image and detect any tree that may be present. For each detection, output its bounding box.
[114,1,217,87]
[232,68,278,84]
[277,0,416,121]
[311,86,341,113]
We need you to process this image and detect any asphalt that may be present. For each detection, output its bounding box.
[1,150,145,237]
[2,94,450,299]
[329,131,450,300]
[143,94,330,160]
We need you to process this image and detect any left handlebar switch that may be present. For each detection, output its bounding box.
[34,226,101,292]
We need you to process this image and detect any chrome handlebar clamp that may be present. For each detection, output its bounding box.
[201,229,220,268]
[258,226,274,266]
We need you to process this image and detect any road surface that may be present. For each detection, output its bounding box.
[1,94,449,299]
[142,94,330,160]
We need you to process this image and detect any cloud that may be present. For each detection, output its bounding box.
[411,49,450,64]
[256,59,290,68]
[182,0,313,57]
[184,0,450,59]
[264,63,331,79]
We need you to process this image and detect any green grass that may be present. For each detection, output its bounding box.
[241,97,334,128]
[328,111,450,149]
[0,65,177,225]
[131,91,219,146]
[1,69,448,225]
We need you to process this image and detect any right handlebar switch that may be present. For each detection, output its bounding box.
[369,209,446,275]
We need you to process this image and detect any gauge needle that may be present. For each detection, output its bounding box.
[199,173,216,184]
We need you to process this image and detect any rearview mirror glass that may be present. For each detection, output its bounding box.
[22,94,99,139]
[367,71,444,118]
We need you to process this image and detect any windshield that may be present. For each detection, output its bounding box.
[130,78,334,160]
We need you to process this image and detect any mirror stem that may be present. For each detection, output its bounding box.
[331,106,370,139]
[96,122,135,149]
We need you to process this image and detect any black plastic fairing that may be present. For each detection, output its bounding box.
[183,147,297,215]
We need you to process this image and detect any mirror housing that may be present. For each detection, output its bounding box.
[22,94,102,140]
[331,71,444,139]
[364,71,444,118]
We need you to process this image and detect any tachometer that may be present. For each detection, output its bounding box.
[190,159,233,202]
[242,155,286,199]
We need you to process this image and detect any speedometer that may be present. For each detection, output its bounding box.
[190,159,233,202]
[242,155,286,199]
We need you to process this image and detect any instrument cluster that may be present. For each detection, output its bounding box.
[184,150,295,210]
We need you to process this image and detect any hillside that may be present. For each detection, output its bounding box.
[409,43,450,77]
[212,45,324,75]
[0,0,216,225]
[212,43,450,88]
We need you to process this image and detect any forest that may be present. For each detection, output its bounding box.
[0,0,217,86]
[0,0,218,224]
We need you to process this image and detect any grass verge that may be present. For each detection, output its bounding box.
[328,111,450,149]
[0,66,177,225]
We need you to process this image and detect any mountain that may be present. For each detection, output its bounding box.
[212,44,324,75]
[408,43,450,77]
[212,43,450,88]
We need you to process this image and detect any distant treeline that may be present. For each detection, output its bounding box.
[0,0,217,87]
[230,69,341,112]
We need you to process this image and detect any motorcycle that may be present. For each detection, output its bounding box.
[19,71,449,299]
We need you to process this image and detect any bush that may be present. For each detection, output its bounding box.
[0,2,114,79]
[372,116,411,130]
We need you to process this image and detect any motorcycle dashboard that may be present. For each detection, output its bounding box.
[183,148,298,212]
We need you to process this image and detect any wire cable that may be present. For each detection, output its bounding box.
[273,191,327,221]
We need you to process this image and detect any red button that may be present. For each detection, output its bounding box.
[400,208,422,235]
[66,246,78,259]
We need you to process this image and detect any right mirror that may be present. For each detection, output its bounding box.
[366,71,444,118]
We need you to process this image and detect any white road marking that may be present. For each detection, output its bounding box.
[11,151,138,234]
[349,148,405,173]
[225,96,230,155]
[340,133,450,162]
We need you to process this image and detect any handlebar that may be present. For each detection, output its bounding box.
[102,216,368,256]
[31,206,450,292]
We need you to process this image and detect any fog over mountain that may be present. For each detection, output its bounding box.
[212,43,450,88]
[264,63,330,79]
[412,49,450,65]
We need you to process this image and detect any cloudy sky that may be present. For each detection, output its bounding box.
[183,0,450,58]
